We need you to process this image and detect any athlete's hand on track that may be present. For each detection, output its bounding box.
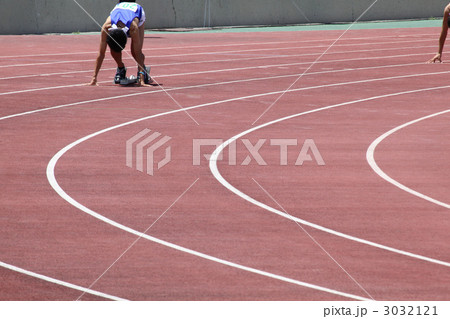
[136,77,158,87]
[87,77,99,86]
[427,53,442,63]
[136,78,149,87]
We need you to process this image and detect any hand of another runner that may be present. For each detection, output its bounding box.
[427,53,442,64]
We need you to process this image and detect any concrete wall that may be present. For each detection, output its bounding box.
[0,0,448,35]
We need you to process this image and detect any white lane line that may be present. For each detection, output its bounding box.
[0,261,127,301]
[252,178,375,300]
[44,84,450,300]
[0,83,87,97]
[0,41,298,59]
[0,38,435,69]
[367,109,450,209]
[45,138,368,301]
[1,44,445,298]
[0,44,436,82]
[251,0,380,125]
[1,31,439,299]
[0,51,101,59]
[208,85,450,268]
[2,67,450,123]
[156,52,433,79]
[0,50,439,97]
[75,178,200,302]
[0,59,95,69]
[0,33,435,60]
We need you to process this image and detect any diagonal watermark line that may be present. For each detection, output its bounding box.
[71,0,200,126]
[203,0,212,28]
[252,0,379,125]
[76,178,200,301]
[290,0,311,23]
[252,178,376,301]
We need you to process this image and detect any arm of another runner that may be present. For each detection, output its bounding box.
[89,18,111,85]
[428,5,450,63]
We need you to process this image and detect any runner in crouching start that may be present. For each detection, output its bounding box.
[428,3,450,63]
[89,0,154,86]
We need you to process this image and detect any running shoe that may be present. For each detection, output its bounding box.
[114,67,127,84]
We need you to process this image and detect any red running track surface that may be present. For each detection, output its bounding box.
[0,27,449,301]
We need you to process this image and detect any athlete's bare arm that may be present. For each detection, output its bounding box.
[428,4,450,63]
[89,17,111,86]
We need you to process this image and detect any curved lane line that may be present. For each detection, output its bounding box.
[45,85,450,300]
[209,86,450,268]
[1,33,443,300]
[367,109,450,209]
[2,68,450,122]
[0,261,127,301]
[0,66,446,299]
[47,170,369,300]
[6,62,447,299]
[45,109,369,302]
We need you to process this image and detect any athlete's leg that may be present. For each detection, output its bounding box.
[111,49,126,83]
[111,49,125,68]
[131,23,145,65]
[132,23,152,83]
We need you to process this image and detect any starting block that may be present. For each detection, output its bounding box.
[119,75,138,86]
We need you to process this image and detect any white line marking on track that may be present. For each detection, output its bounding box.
[0,58,95,69]
[0,33,436,59]
[367,109,450,209]
[1,29,443,299]
[0,50,439,97]
[0,261,127,301]
[0,44,435,82]
[157,52,434,79]
[75,178,201,301]
[1,66,449,123]
[0,33,445,297]
[45,167,369,301]
[252,0,381,125]
[0,38,435,69]
[208,86,450,268]
[41,84,450,300]
[252,178,375,300]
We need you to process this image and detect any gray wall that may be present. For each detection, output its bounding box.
[0,0,448,35]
